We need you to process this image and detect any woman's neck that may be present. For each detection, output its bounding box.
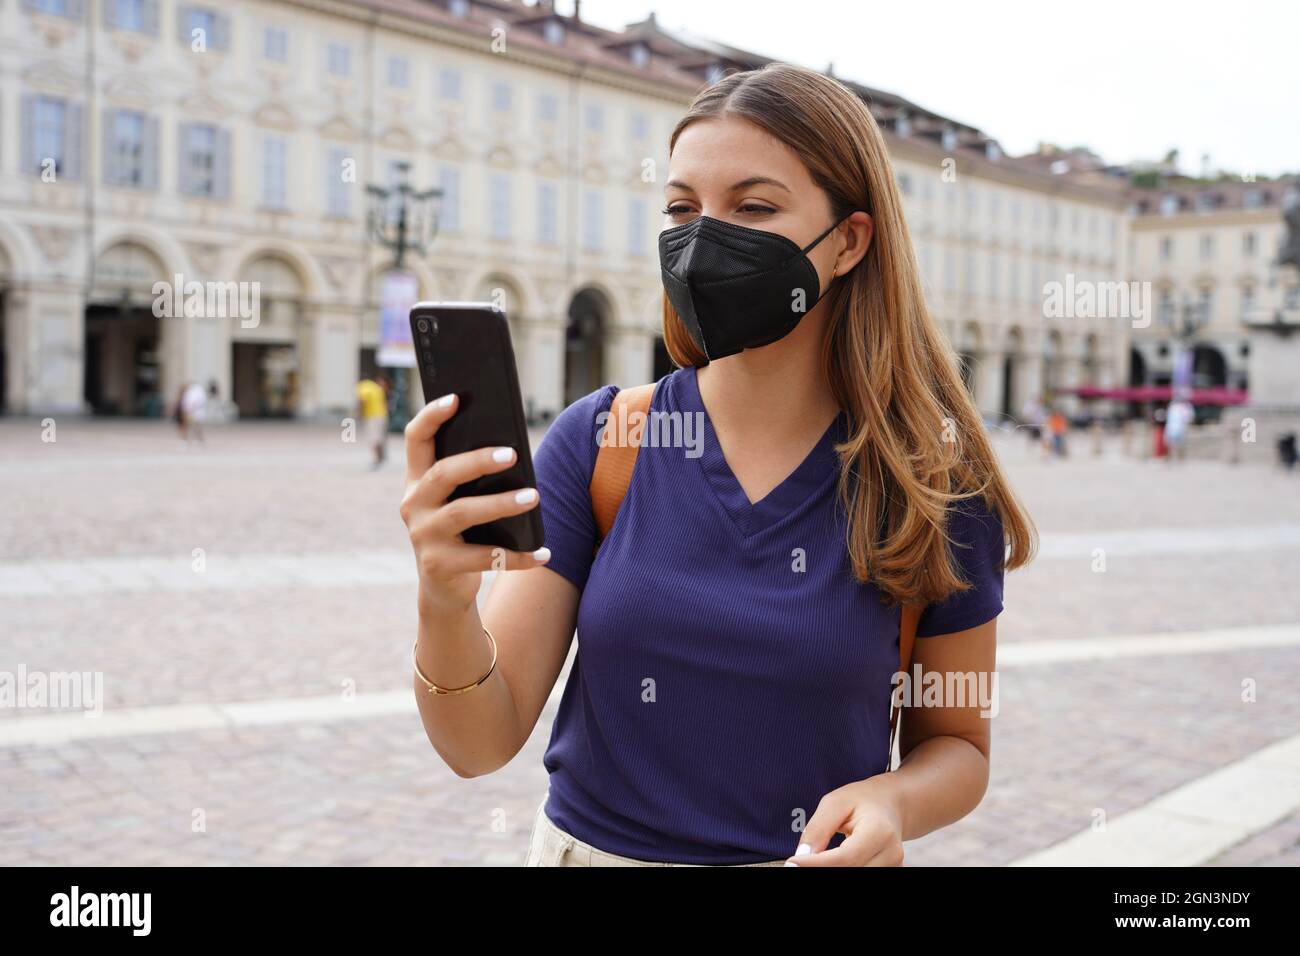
[694,325,840,448]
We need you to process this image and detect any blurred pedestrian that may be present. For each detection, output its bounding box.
[206,378,221,421]
[356,374,391,469]
[1047,407,1068,458]
[1277,432,1297,471]
[181,380,209,445]
[1020,396,1046,452]
[1164,397,1194,463]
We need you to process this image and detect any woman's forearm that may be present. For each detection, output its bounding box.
[886,735,990,841]
[412,597,526,778]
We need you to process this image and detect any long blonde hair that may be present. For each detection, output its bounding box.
[662,62,1036,606]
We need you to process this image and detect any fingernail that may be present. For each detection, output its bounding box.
[783,860,799,867]
[435,394,455,408]
[532,547,551,562]
[515,488,538,505]
[795,843,812,856]
[492,447,514,463]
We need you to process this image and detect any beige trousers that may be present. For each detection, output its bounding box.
[522,797,788,867]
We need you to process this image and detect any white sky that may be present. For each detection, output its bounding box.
[577,0,1300,179]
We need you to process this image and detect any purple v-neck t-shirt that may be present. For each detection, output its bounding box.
[530,364,1005,864]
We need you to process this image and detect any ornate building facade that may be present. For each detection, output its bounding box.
[1,0,1129,422]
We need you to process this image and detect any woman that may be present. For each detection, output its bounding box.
[400,62,1035,866]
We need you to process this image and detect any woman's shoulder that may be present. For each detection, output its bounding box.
[530,378,676,592]
[945,490,1005,544]
[541,369,684,461]
[548,384,621,437]
[942,490,1008,584]
[914,491,1007,637]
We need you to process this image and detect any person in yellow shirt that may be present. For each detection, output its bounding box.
[356,374,391,469]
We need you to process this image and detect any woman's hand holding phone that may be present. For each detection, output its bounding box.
[400,393,552,616]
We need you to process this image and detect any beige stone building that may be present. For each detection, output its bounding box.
[1126,177,1299,396]
[889,139,1128,421]
[0,0,1130,423]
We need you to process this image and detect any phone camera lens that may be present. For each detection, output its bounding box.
[416,318,430,334]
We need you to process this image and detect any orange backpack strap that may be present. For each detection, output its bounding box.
[589,383,656,553]
[885,603,924,772]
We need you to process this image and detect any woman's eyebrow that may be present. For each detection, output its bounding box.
[663,177,791,193]
[729,176,791,192]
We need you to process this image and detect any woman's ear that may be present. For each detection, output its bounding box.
[834,211,874,276]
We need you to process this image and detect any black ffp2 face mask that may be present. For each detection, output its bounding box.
[658,214,846,361]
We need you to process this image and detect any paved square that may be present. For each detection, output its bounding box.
[1,417,1298,865]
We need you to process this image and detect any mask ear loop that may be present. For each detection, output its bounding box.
[803,214,854,292]
[799,214,852,255]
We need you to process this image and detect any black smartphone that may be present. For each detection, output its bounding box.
[409,301,544,553]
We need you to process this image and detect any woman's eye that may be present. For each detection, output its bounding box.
[661,203,773,217]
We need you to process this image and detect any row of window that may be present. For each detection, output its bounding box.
[388,159,649,253]
[914,246,1297,319]
[1158,232,1260,260]
[33,0,226,45]
[1154,286,1300,322]
[918,246,1119,306]
[898,173,1119,245]
[1149,189,1276,216]
[34,0,666,76]
[26,96,653,252]
[33,0,655,140]
[328,48,654,140]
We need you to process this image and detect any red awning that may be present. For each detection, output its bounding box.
[1055,385,1249,405]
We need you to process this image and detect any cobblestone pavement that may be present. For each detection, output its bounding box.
[1,417,1298,866]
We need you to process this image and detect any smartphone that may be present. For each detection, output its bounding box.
[409,301,544,553]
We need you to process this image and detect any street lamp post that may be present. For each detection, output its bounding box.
[1169,292,1209,401]
[365,161,442,431]
[1175,294,1209,344]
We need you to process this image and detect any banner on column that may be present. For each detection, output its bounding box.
[377,271,419,368]
[1171,347,1193,399]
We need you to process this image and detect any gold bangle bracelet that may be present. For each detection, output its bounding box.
[413,625,498,696]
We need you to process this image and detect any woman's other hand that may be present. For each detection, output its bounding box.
[785,776,905,866]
